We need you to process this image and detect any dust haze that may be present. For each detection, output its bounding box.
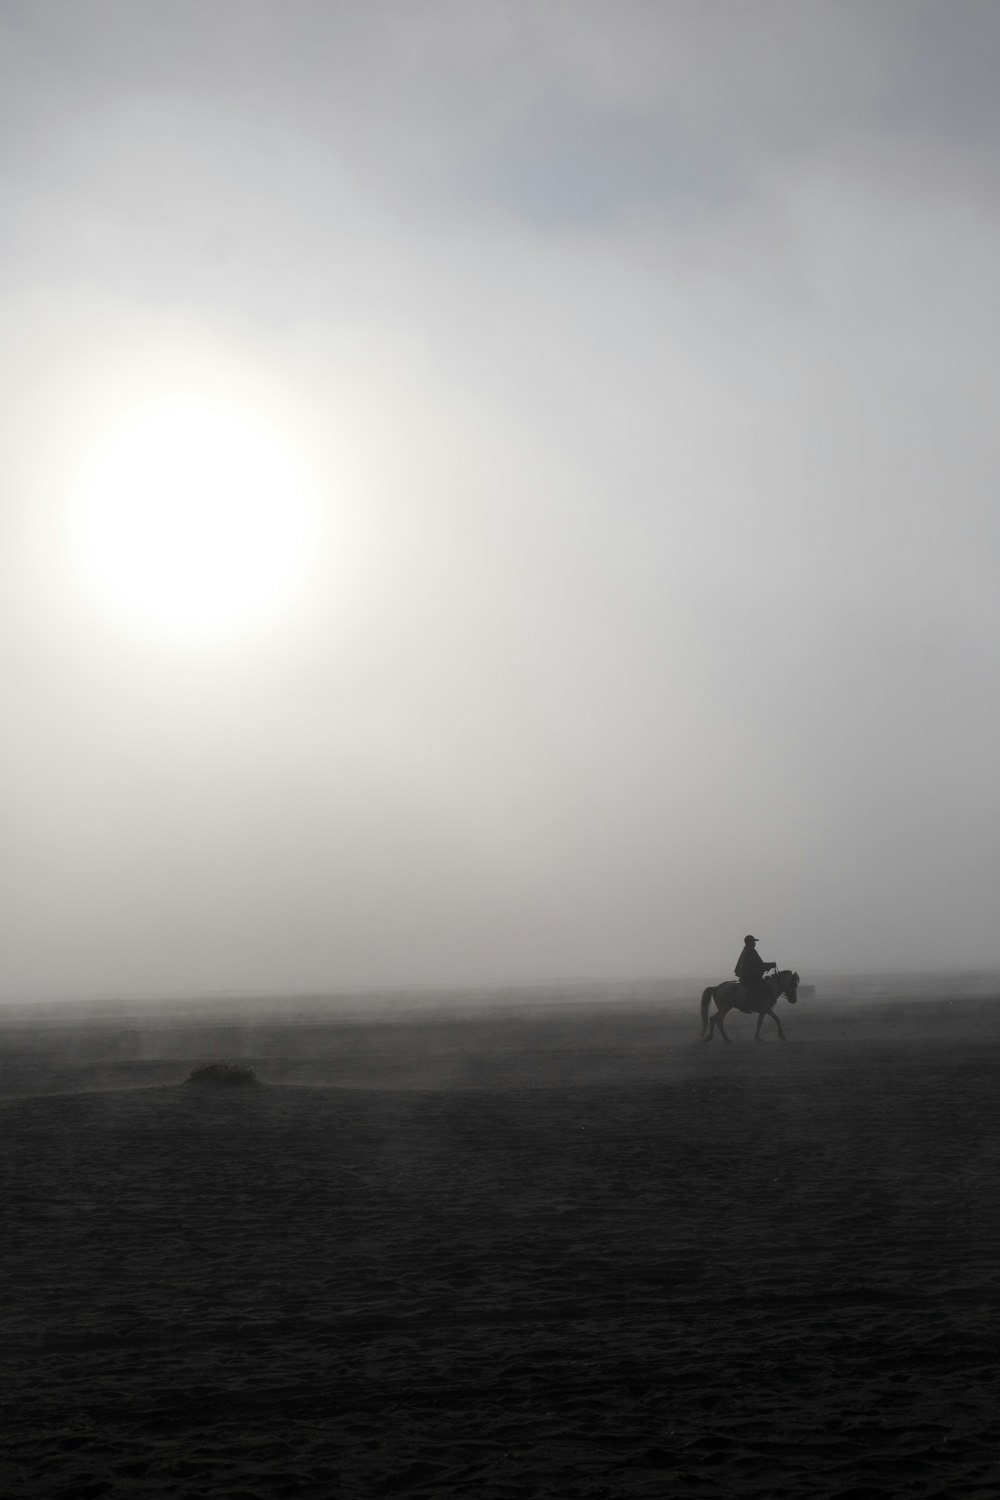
[1,969,997,1100]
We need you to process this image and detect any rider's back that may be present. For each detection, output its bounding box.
[735,935,769,989]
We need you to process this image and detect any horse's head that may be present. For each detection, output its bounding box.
[781,969,800,1003]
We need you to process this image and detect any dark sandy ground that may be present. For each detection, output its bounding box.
[2,990,1000,1498]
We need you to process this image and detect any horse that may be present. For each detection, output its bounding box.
[700,969,800,1044]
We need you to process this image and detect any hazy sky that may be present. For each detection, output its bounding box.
[3,1,1000,998]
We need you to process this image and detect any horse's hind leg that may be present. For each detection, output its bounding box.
[754,1010,765,1041]
[703,1013,715,1043]
[715,1011,733,1045]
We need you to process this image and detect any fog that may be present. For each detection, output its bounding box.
[2,3,999,1000]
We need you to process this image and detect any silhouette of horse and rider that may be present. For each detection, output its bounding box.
[701,935,801,1043]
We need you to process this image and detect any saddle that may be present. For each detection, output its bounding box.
[732,979,771,1012]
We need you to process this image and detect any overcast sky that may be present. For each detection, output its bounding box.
[2,2,999,999]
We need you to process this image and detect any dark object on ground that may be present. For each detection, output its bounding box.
[185,1061,262,1087]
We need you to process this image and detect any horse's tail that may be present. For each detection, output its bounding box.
[700,986,715,1037]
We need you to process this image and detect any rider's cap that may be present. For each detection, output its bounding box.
[744,934,758,944]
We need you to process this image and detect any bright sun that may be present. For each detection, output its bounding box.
[74,398,313,641]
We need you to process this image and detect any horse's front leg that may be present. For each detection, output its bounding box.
[768,1008,786,1040]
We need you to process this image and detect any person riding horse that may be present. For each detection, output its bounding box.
[735,934,776,1008]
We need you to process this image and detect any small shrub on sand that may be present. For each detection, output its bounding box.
[185,1061,262,1088]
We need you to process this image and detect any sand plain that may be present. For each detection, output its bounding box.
[2,988,999,1498]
